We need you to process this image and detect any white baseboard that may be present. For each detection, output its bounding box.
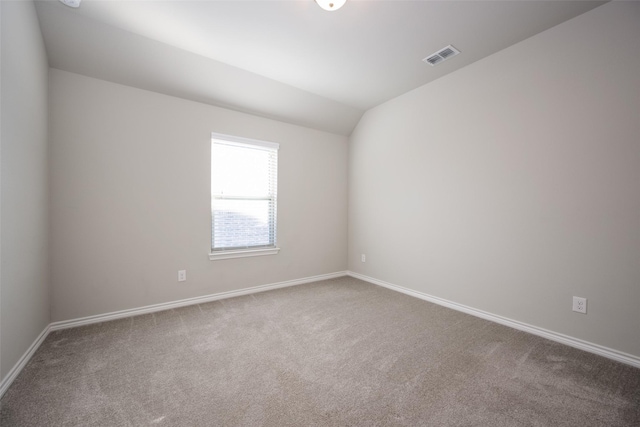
[0,324,51,398]
[0,271,347,398]
[348,271,640,369]
[50,271,348,331]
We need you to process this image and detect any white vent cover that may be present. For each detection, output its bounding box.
[59,0,81,7]
[423,45,460,66]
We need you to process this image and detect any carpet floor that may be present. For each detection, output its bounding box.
[1,277,639,426]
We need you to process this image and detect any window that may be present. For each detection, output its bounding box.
[210,133,279,260]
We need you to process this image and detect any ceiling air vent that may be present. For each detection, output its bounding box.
[422,45,460,66]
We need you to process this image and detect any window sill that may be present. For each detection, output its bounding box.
[209,247,280,261]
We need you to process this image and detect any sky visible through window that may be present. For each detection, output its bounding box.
[211,144,270,197]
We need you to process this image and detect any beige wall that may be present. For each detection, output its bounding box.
[1,1,51,378]
[348,2,640,357]
[49,69,348,322]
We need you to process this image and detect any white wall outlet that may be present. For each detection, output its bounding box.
[572,296,587,314]
[361,254,366,262]
[178,270,187,282]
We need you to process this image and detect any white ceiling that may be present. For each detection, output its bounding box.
[35,0,606,135]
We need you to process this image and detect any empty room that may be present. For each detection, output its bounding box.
[1,0,639,425]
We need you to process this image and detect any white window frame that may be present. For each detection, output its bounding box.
[209,132,280,261]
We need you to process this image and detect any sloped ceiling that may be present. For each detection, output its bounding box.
[35,0,606,136]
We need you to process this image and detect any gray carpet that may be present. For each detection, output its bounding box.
[1,277,639,426]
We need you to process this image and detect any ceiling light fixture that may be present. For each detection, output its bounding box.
[59,0,81,8]
[315,0,346,12]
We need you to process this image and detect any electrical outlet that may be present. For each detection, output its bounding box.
[572,296,587,314]
[178,270,187,282]
[361,254,366,263]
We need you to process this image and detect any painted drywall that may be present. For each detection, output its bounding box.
[35,1,364,137]
[0,1,50,379]
[348,1,640,357]
[50,69,348,321]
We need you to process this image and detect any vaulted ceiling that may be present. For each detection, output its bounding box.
[35,0,606,135]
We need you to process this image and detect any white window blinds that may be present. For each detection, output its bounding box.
[211,133,279,252]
